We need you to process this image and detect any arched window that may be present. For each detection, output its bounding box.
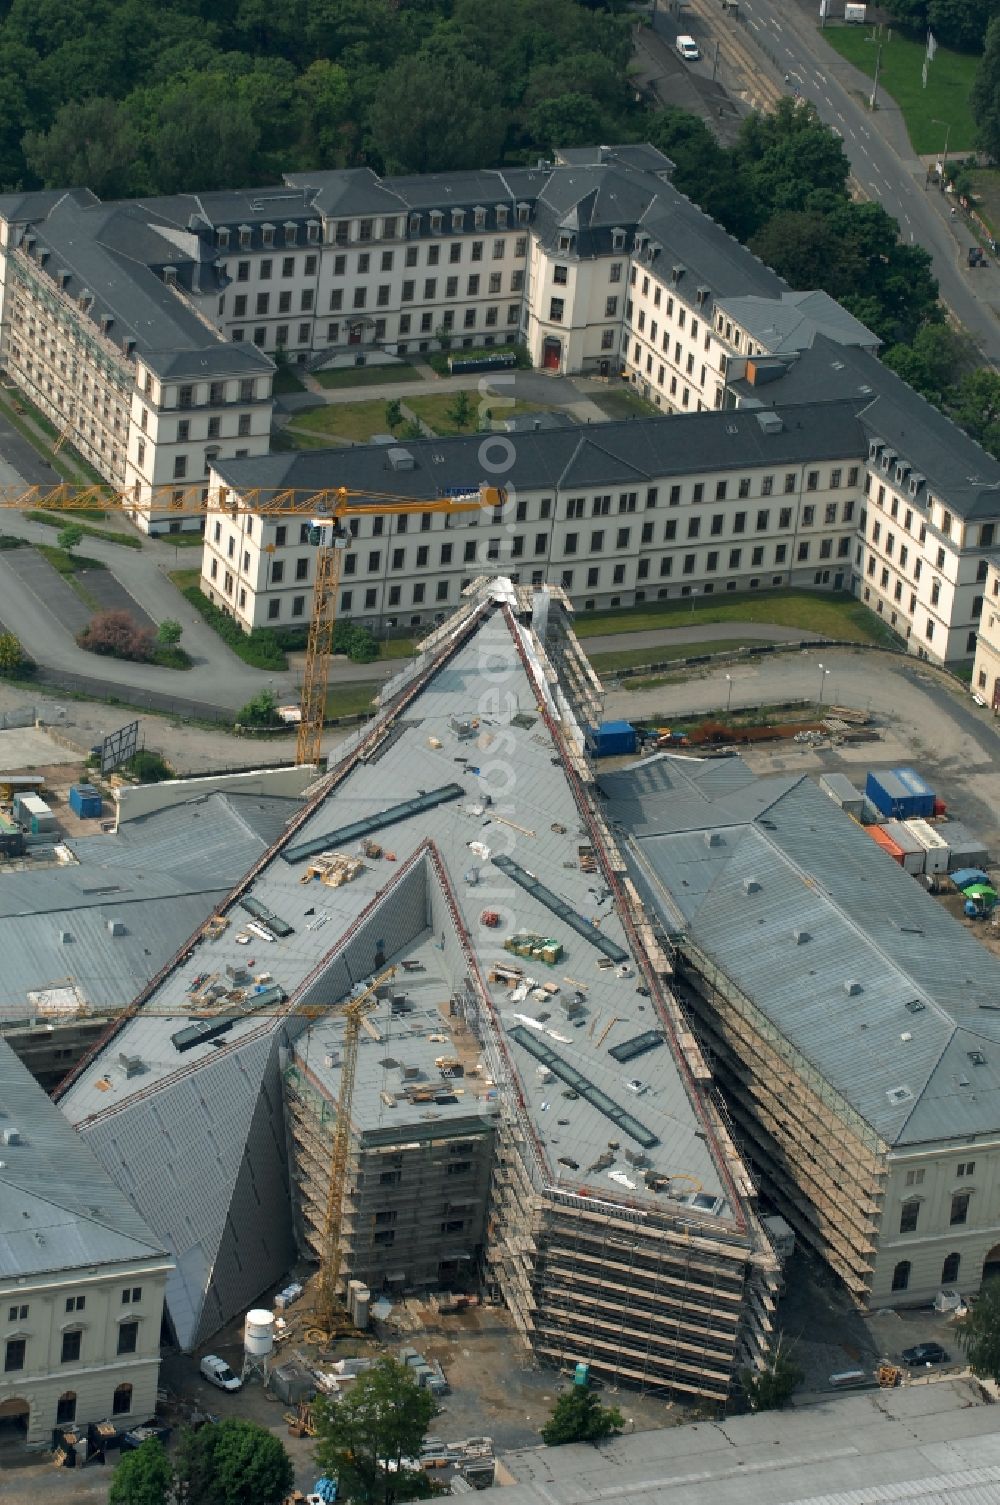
[56,1392,76,1426]
[892,1260,911,1292]
[112,1383,133,1417]
[942,1251,961,1285]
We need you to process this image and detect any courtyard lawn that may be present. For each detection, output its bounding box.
[288,401,395,444]
[314,363,422,389]
[573,588,900,647]
[405,392,552,435]
[593,385,663,420]
[822,25,976,154]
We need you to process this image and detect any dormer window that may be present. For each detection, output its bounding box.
[611,227,626,250]
[474,206,486,229]
[285,222,298,246]
[262,224,275,248]
[100,315,113,335]
[557,232,572,253]
[496,205,509,228]
[430,210,443,233]
[124,338,136,358]
[452,209,465,232]
[238,224,251,249]
[409,212,422,233]
[163,266,177,287]
[517,203,530,226]
[216,227,230,249]
[307,221,320,243]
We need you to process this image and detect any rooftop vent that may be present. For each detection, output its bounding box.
[2,1127,21,1145]
[794,929,811,945]
[117,1053,145,1078]
[59,930,73,944]
[755,410,784,435]
[163,266,177,287]
[387,447,415,472]
[743,877,761,894]
[886,1085,913,1106]
[969,1050,987,1066]
[844,979,862,996]
[905,999,926,1014]
[107,919,127,937]
[900,1031,912,1042]
[704,832,723,848]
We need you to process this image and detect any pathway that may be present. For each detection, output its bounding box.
[578,621,827,655]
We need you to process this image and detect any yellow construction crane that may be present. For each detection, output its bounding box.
[0,480,507,767]
[315,965,397,1335]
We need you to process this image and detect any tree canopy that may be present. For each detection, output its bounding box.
[888,0,996,51]
[972,15,1000,162]
[173,1417,294,1505]
[540,1384,624,1445]
[314,1356,436,1505]
[108,1439,173,1505]
[957,1278,1000,1382]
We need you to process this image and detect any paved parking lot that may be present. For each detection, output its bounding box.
[2,548,90,635]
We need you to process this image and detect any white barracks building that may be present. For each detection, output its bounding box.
[0,146,998,663]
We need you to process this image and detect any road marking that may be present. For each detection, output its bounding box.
[748,16,760,26]
[824,94,833,106]
[837,111,845,121]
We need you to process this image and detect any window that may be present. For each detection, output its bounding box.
[950,1192,971,1226]
[711,514,724,536]
[729,548,742,568]
[715,481,727,502]
[942,1252,961,1285]
[56,1392,77,1426]
[549,298,564,322]
[7,1305,27,1322]
[65,1296,85,1313]
[806,470,819,491]
[113,1384,133,1417]
[61,1330,82,1364]
[957,1161,976,1177]
[803,505,815,526]
[891,1260,911,1292]
[904,1168,925,1187]
[687,517,700,539]
[173,455,187,480]
[899,1199,920,1234]
[271,560,284,584]
[738,477,751,499]
[292,595,305,617]
[267,599,280,621]
[117,1321,139,1356]
[4,1339,25,1372]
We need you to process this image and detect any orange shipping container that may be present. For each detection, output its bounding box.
[866,824,904,864]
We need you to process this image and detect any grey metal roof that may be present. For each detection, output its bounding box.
[0,1041,167,1277]
[604,756,1000,1146]
[732,335,1000,521]
[0,792,297,1022]
[214,400,867,500]
[718,290,879,353]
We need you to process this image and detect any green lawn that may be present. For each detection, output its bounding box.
[589,638,768,674]
[326,681,381,719]
[594,386,663,420]
[289,400,395,444]
[822,25,976,153]
[315,363,422,390]
[573,588,899,647]
[160,528,208,547]
[25,511,142,548]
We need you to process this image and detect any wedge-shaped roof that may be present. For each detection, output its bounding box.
[0,1043,167,1278]
[605,755,1000,1146]
[57,582,753,1344]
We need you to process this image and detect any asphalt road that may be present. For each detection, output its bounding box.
[670,0,1000,363]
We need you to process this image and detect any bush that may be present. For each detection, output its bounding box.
[238,688,280,726]
[180,585,288,669]
[125,750,172,783]
[0,534,25,550]
[156,619,183,647]
[0,631,26,677]
[78,610,155,661]
[333,620,379,663]
[58,524,84,554]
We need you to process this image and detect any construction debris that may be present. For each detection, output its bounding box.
[300,851,364,887]
[504,932,564,966]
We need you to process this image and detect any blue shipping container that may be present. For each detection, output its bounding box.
[590,720,637,757]
[68,783,102,819]
[865,768,935,820]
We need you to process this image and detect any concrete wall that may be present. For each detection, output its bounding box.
[114,765,316,824]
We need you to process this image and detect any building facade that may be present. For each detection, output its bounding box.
[971,559,1000,708]
[0,1044,171,1447]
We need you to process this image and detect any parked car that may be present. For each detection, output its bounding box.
[901,1341,949,1366]
[120,1422,172,1452]
[199,1354,243,1391]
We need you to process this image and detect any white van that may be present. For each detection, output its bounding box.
[675,35,701,61]
[200,1354,242,1392]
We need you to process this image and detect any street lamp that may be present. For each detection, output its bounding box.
[932,118,951,192]
[865,29,883,111]
[817,662,830,706]
[690,587,699,617]
[725,672,733,714]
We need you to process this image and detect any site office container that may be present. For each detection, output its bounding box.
[866,824,905,865]
[904,818,949,874]
[880,820,925,875]
[865,768,935,821]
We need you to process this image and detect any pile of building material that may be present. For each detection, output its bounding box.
[300,851,364,886]
[399,1346,450,1396]
[503,932,563,966]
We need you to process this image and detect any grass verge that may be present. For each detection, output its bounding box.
[589,638,762,674]
[288,400,396,444]
[36,544,106,609]
[315,363,422,390]
[169,570,290,669]
[25,511,142,548]
[406,392,551,435]
[822,25,976,153]
[326,681,381,719]
[162,529,208,548]
[594,386,663,420]
[573,588,899,647]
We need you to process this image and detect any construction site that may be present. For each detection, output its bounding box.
[0,578,782,1440]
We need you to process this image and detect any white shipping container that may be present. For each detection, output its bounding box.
[844,2,867,19]
[904,819,950,874]
[880,821,925,875]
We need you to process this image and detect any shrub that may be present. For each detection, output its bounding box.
[156,618,183,646]
[332,620,378,663]
[125,750,172,783]
[238,688,280,726]
[180,585,288,669]
[0,631,26,676]
[78,610,155,661]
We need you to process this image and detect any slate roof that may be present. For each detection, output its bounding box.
[731,335,1000,522]
[603,755,1000,1148]
[719,290,880,353]
[0,1042,167,1278]
[214,400,867,501]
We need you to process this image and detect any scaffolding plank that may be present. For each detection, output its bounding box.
[508,1025,659,1149]
[492,855,629,963]
[284,783,465,864]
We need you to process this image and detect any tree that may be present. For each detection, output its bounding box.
[972,17,1000,162]
[541,1384,623,1446]
[384,398,403,432]
[369,54,506,173]
[951,367,1000,457]
[647,107,752,237]
[108,1437,174,1505]
[128,69,260,194]
[23,96,140,198]
[57,524,84,555]
[882,323,966,404]
[741,1336,803,1411]
[0,631,25,676]
[77,610,154,662]
[528,92,605,151]
[957,1278,1000,1380]
[237,687,279,726]
[174,1418,293,1505]
[447,390,475,430]
[156,619,183,647]
[314,1357,436,1505]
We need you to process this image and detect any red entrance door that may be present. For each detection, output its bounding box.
[348,325,362,346]
[543,338,561,370]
